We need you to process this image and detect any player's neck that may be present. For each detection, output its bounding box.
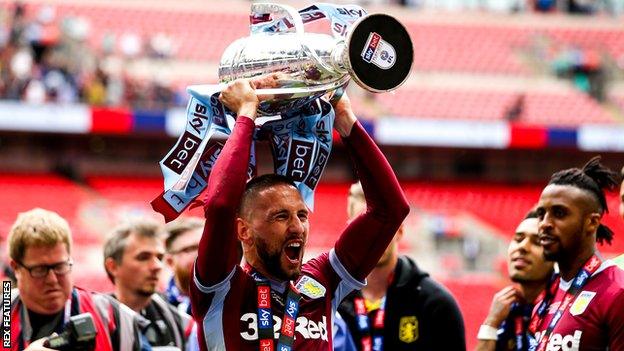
[254,266,277,281]
[559,246,595,282]
[249,261,288,284]
[362,257,397,302]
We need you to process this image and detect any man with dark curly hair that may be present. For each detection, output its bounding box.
[530,157,624,351]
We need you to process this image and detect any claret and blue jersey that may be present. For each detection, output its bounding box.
[189,117,409,351]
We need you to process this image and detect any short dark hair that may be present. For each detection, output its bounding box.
[103,219,165,283]
[164,217,204,252]
[524,209,539,220]
[548,156,621,245]
[239,174,298,217]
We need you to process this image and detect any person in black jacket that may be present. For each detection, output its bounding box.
[338,182,466,351]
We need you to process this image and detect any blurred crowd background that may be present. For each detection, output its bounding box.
[1,0,624,348]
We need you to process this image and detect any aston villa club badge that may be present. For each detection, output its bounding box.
[295,276,326,299]
[569,291,596,316]
[399,316,419,343]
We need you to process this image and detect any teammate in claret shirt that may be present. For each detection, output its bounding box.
[530,157,624,351]
[189,76,410,351]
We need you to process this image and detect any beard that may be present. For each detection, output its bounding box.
[510,273,534,284]
[174,264,192,295]
[543,249,561,262]
[542,223,584,263]
[136,284,156,297]
[510,275,523,283]
[255,236,298,281]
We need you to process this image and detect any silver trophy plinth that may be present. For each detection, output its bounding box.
[215,2,414,116]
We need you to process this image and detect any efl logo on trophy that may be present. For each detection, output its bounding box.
[152,2,413,222]
[361,32,396,69]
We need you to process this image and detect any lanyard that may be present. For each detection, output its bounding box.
[247,266,302,351]
[505,272,557,351]
[530,254,602,351]
[353,294,386,351]
[513,311,525,351]
[506,303,532,351]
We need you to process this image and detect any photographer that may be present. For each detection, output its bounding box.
[7,208,148,351]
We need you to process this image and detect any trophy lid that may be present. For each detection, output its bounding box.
[346,14,413,93]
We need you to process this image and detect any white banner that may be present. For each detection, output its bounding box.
[375,117,510,149]
[0,101,90,133]
[164,107,187,137]
[578,124,624,151]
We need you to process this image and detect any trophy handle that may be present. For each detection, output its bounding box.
[249,3,334,75]
[250,3,305,34]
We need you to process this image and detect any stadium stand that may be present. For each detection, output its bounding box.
[2,1,624,348]
[0,173,97,243]
[402,181,624,254]
[377,88,616,125]
[442,277,501,351]
[409,23,529,75]
[3,2,623,71]
[0,173,114,292]
[4,175,622,262]
[3,0,621,127]
[85,176,351,249]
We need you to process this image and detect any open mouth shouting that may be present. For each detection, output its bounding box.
[284,240,304,265]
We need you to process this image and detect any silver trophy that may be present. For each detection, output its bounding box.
[191,2,414,116]
[153,3,414,221]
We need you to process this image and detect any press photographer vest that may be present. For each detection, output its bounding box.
[10,287,137,351]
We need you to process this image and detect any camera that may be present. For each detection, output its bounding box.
[43,313,97,351]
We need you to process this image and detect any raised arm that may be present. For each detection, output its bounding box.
[195,79,259,286]
[333,95,410,281]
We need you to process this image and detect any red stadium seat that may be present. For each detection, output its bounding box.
[376,88,616,125]
[6,2,622,74]
[401,181,624,254]
[0,173,100,245]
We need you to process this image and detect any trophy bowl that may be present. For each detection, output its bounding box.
[216,3,414,116]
